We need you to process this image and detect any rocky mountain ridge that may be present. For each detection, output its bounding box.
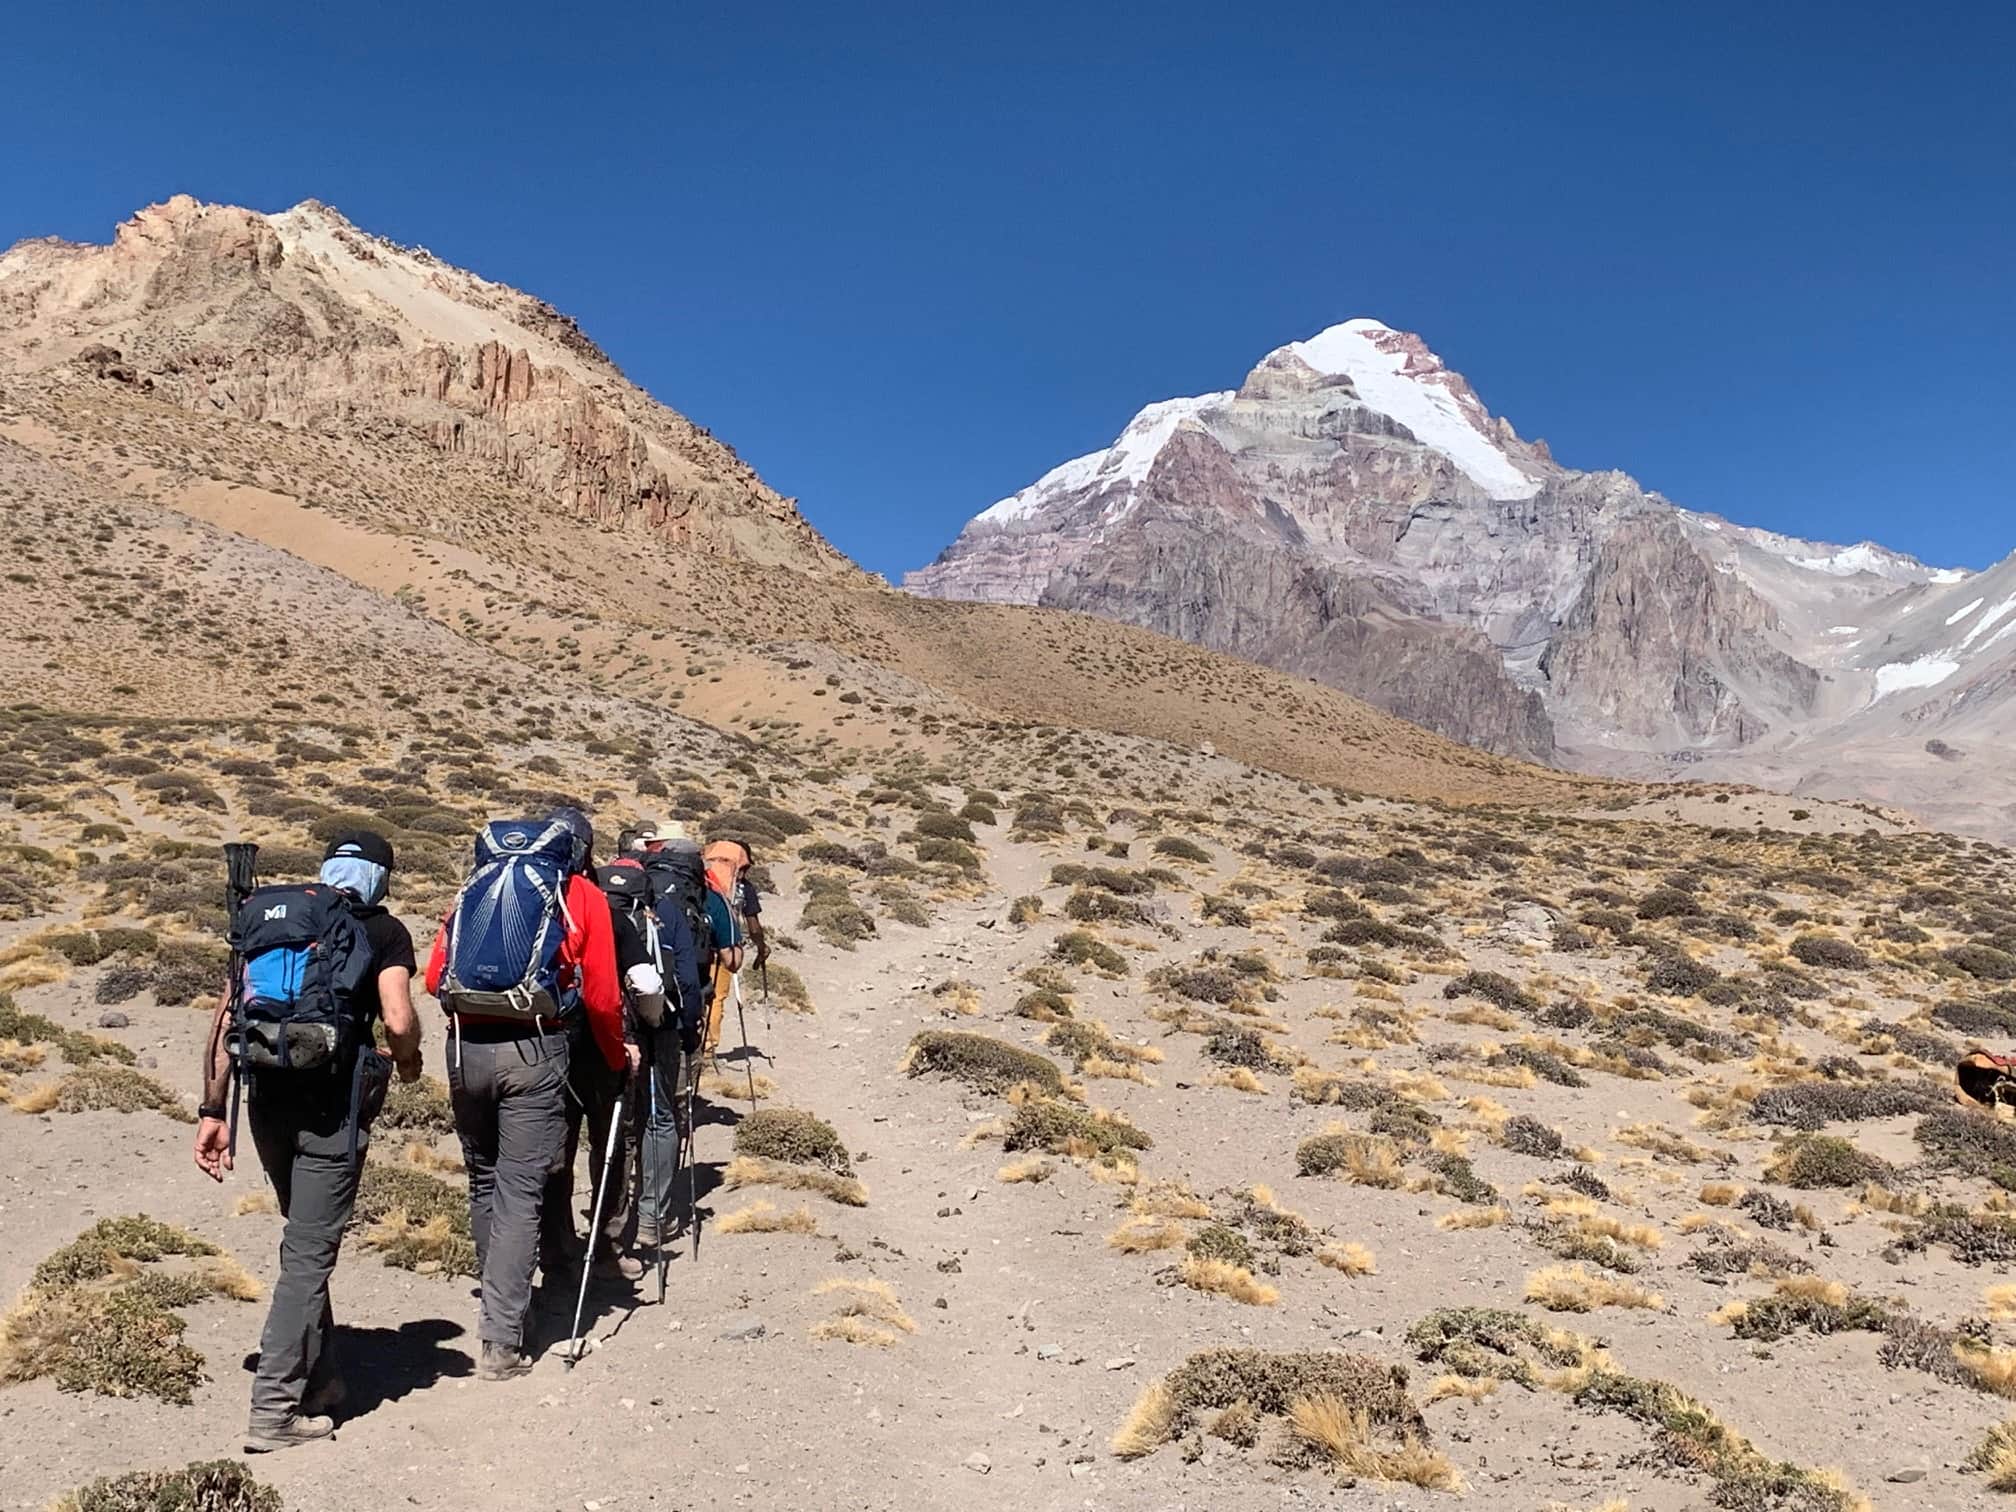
[910,319,2016,835]
[0,196,850,572]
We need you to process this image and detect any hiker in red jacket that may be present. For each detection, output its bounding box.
[423,806,630,1377]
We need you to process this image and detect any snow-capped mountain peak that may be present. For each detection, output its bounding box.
[975,391,1235,526]
[1280,319,1542,500]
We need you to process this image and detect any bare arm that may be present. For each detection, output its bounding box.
[193,989,234,1180]
[378,966,422,1081]
[200,989,232,1110]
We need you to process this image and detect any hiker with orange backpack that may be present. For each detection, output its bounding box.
[700,839,752,1059]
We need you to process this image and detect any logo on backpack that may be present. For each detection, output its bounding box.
[225,883,372,1073]
[438,817,578,1023]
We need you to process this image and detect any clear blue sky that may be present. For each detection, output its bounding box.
[4,1,2011,578]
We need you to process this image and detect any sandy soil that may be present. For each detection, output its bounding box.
[2,808,2006,1511]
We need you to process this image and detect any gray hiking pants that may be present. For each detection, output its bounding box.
[542,1025,628,1262]
[449,1030,568,1351]
[245,1072,368,1428]
[634,1029,689,1243]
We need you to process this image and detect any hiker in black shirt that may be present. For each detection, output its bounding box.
[194,831,422,1453]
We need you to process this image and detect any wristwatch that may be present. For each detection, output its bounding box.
[198,1102,228,1122]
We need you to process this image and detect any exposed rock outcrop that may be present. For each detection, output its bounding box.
[0,196,849,572]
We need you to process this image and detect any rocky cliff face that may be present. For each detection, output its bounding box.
[0,197,849,572]
[1036,427,1557,761]
[910,317,2012,802]
[1540,516,1822,750]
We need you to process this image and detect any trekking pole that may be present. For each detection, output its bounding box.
[649,1066,667,1303]
[759,955,772,1035]
[683,1052,700,1262]
[220,843,260,1162]
[567,1094,625,1367]
[731,972,758,1106]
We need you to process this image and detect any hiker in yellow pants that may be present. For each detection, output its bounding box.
[703,959,738,1059]
[699,839,749,1059]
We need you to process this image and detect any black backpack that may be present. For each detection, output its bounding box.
[225,882,375,1073]
[643,845,716,981]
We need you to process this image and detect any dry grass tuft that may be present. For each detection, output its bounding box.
[1430,1126,1471,1157]
[1437,1206,1510,1231]
[809,1315,902,1347]
[1965,1419,2016,1491]
[1208,1067,1267,1094]
[1108,1218,1186,1254]
[402,1139,465,1174]
[361,1211,474,1273]
[1111,1378,1178,1459]
[1131,1182,1212,1220]
[1857,1182,1931,1218]
[812,1276,916,1339]
[192,1255,263,1302]
[10,1081,61,1113]
[1083,1056,1152,1084]
[700,1071,781,1102]
[1385,1068,1451,1103]
[1614,1123,1711,1164]
[1179,1256,1280,1306]
[1577,1214,1663,1252]
[1988,1284,2016,1325]
[232,1191,278,1217]
[0,1039,47,1073]
[996,1155,1053,1184]
[722,1154,868,1207]
[1317,1241,1377,1277]
[716,1201,818,1235]
[1957,1341,2016,1398]
[1524,1264,1664,1313]
[1425,1373,1500,1403]
[1287,1394,1465,1491]
[0,959,68,992]
[1698,1182,1742,1206]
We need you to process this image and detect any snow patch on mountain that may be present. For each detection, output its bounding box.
[1947,597,1986,626]
[1792,543,1919,578]
[1874,655,1962,699]
[976,392,1233,526]
[1963,595,2016,650]
[1285,320,1541,500]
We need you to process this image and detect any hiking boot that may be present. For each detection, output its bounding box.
[593,1252,646,1282]
[477,1343,532,1381]
[245,1414,335,1453]
[301,1375,348,1416]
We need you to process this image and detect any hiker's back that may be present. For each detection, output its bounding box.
[439,818,577,1022]
[645,840,716,976]
[227,882,375,1073]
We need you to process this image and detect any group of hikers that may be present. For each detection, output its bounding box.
[188,808,767,1453]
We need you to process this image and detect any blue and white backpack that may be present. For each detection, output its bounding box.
[438,817,577,1023]
[225,882,374,1072]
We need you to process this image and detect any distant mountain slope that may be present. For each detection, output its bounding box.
[0,201,1618,816]
[0,195,850,572]
[909,319,2016,835]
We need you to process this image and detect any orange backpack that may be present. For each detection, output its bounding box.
[702,840,750,905]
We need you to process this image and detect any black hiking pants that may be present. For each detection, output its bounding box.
[449,1028,568,1351]
[245,1063,379,1427]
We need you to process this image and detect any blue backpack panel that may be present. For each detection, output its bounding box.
[440,817,576,1021]
[227,882,374,1072]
